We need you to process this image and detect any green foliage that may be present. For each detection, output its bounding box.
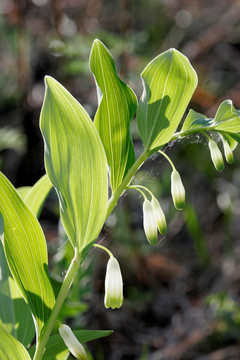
[0,319,31,360]
[90,39,137,194]
[137,48,198,152]
[40,76,108,252]
[0,241,35,347]
[0,172,55,335]
[29,329,112,360]
[0,39,240,359]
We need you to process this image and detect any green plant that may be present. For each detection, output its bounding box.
[0,39,240,359]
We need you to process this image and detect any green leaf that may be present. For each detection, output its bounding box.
[23,174,53,218]
[0,319,31,360]
[90,39,137,194]
[29,329,113,359]
[40,76,108,251]
[0,172,55,335]
[0,238,35,348]
[181,109,212,132]
[180,101,240,139]
[213,100,240,133]
[17,186,32,199]
[137,48,198,152]
[0,175,51,346]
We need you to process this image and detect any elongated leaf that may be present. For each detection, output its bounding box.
[0,172,55,335]
[90,39,137,194]
[0,238,35,347]
[0,319,31,360]
[137,48,198,151]
[40,76,108,251]
[0,175,52,346]
[29,329,113,359]
[24,174,53,218]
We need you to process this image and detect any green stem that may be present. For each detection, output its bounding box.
[169,126,214,142]
[106,150,149,219]
[33,248,81,360]
[127,185,149,200]
[158,150,176,171]
[93,243,113,258]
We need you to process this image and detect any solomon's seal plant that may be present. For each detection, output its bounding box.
[0,39,240,359]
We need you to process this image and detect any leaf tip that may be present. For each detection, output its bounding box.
[44,75,56,88]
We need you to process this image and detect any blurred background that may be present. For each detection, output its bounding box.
[1,0,240,359]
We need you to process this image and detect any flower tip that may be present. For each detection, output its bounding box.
[59,324,88,360]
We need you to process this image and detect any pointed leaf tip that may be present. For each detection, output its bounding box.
[90,40,137,194]
[40,77,108,251]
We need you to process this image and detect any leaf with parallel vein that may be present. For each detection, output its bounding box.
[90,39,137,194]
[0,172,55,336]
[40,76,108,251]
[137,48,198,152]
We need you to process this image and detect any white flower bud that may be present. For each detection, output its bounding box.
[208,139,224,171]
[59,324,88,360]
[143,199,158,245]
[222,138,234,164]
[171,170,185,210]
[151,197,167,235]
[104,256,123,309]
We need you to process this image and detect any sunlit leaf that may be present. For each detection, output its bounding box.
[0,175,52,346]
[29,329,113,359]
[0,319,31,360]
[23,174,53,218]
[181,101,240,141]
[213,100,240,133]
[181,109,212,132]
[0,172,55,335]
[90,39,137,194]
[17,186,31,199]
[40,76,108,251]
[0,239,35,348]
[137,48,198,152]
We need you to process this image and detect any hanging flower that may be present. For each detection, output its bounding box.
[222,137,234,164]
[143,199,158,245]
[208,139,224,171]
[151,197,167,235]
[59,324,88,360]
[104,256,123,309]
[171,170,185,210]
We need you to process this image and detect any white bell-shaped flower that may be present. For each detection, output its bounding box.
[222,137,234,164]
[59,324,88,360]
[143,199,158,245]
[171,170,185,210]
[104,256,123,309]
[208,139,224,171]
[151,197,167,235]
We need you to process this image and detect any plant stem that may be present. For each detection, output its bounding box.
[106,150,149,219]
[158,150,176,171]
[127,185,148,200]
[169,126,214,142]
[93,243,113,257]
[33,247,81,360]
